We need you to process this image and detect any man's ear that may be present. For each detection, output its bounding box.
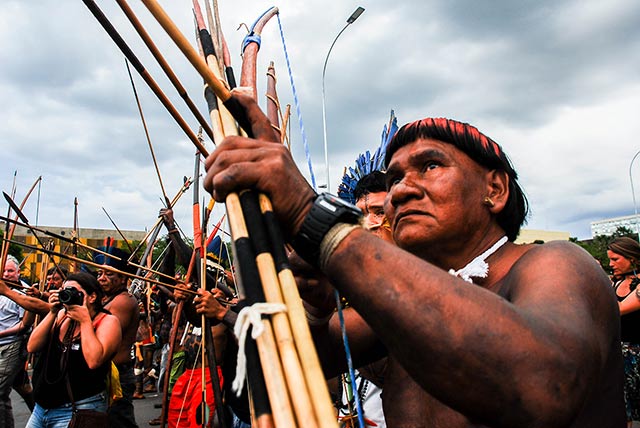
[485,170,509,213]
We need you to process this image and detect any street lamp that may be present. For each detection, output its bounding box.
[321,6,365,192]
[630,149,640,241]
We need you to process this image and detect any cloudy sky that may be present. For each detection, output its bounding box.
[1,0,639,241]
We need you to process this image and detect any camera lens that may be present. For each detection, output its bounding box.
[58,286,84,306]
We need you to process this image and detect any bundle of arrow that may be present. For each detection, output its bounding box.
[81,1,338,427]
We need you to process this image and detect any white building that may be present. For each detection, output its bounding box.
[590,214,640,237]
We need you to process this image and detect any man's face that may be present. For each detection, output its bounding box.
[384,138,490,257]
[607,250,633,276]
[3,261,20,282]
[356,191,393,242]
[96,267,127,296]
[46,272,64,290]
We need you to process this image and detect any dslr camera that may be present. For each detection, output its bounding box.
[58,286,84,306]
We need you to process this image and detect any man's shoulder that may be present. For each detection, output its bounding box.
[511,240,595,270]
[105,292,140,330]
[505,240,613,297]
[105,291,139,312]
[108,290,137,303]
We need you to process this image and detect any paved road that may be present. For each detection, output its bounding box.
[11,388,164,427]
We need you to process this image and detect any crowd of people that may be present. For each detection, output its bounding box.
[0,92,637,428]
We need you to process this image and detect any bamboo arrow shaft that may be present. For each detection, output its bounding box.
[141,0,230,102]
[226,194,290,427]
[192,0,239,141]
[81,0,208,156]
[102,206,135,253]
[140,0,252,138]
[123,59,170,205]
[114,0,215,142]
[128,178,192,261]
[259,195,338,428]
[239,191,314,428]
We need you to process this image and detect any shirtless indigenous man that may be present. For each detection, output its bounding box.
[203,93,625,428]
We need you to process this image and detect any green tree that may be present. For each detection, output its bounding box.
[612,226,638,241]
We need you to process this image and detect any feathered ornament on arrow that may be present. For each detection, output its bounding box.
[337,110,398,203]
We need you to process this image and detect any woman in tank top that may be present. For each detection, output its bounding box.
[25,272,121,428]
[608,236,640,428]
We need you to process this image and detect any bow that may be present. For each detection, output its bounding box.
[0,175,42,273]
[243,10,340,428]
[70,196,79,272]
[239,7,280,101]
[3,190,67,279]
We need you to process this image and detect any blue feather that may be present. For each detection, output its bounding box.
[338,110,399,203]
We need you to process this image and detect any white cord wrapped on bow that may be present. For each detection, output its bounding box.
[232,302,287,395]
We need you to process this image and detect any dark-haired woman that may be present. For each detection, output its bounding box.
[25,272,121,428]
[608,237,640,428]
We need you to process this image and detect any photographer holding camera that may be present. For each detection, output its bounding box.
[25,272,121,428]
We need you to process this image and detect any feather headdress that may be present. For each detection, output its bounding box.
[337,110,398,203]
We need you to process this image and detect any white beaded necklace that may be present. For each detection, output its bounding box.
[448,236,508,283]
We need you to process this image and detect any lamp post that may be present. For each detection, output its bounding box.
[321,6,365,192]
[630,149,640,241]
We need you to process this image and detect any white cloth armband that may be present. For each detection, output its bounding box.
[318,223,361,271]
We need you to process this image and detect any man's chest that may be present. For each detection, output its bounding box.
[381,358,478,428]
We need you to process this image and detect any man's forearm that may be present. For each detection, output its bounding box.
[166,229,193,267]
[4,289,50,315]
[221,308,237,328]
